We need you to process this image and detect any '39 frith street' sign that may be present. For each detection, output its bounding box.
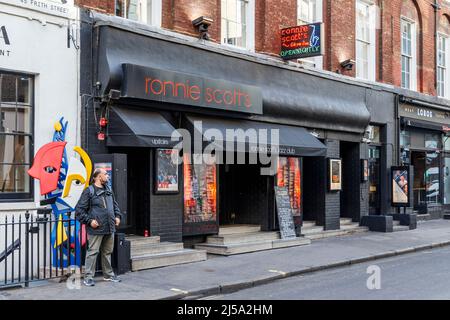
[280,23,323,60]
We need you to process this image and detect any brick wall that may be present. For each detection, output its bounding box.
[77,0,450,98]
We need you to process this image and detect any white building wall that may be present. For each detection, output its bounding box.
[0,0,80,210]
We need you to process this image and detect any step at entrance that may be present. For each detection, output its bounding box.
[126,236,206,271]
[195,225,311,256]
[219,224,261,235]
[301,218,369,240]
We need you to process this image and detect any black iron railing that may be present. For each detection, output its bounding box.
[0,211,85,288]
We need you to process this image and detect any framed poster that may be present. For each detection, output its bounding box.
[328,158,342,191]
[361,159,369,182]
[155,148,179,194]
[391,166,410,207]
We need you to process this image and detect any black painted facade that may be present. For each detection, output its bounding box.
[78,10,406,243]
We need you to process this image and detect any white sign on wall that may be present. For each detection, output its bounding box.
[1,0,74,18]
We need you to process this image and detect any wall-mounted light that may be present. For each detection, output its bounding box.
[192,16,213,40]
[340,59,356,71]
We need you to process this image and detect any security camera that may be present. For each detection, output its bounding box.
[340,59,356,71]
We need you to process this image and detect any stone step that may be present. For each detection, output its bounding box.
[443,213,450,220]
[219,225,261,235]
[393,225,410,232]
[304,226,369,240]
[393,220,401,226]
[340,223,362,230]
[302,221,316,228]
[131,249,207,271]
[195,237,311,256]
[126,236,160,245]
[131,242,184,257]
[340,218,354,225]
[301,226,324,234]
[206,231,280,245]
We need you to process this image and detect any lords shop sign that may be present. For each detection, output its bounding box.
[280,23,323,60]
[121,64,263,115]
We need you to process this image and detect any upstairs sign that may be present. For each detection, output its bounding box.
[280,22,323,60]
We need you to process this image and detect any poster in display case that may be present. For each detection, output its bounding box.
[155,148,179,193]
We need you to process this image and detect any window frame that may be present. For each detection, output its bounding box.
[437,32,449,98]
[296,0,323,69]
[401,17,417,91]
[355,0,376,81]
[221,0,255,51]
[0,71,34,202]
[115,0,162,27]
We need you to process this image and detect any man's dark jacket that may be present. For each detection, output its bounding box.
[75,184,123,235]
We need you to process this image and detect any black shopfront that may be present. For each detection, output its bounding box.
[80,11,372,243]
[398,96,450,218]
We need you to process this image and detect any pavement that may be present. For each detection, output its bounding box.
[1,219,450,300]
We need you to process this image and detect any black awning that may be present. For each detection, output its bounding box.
[185,115,326,157]
[402,117,450,133]
[107,106,180,147]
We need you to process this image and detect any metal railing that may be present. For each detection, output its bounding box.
[0,211,85,288]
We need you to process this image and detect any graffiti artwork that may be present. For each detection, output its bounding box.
[28,118,92,267]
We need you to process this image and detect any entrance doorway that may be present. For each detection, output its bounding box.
[411,150,440,214]
[125,149,151,235]
[368,146,381,214]
[340,141,360,220]
[218,158,272,230]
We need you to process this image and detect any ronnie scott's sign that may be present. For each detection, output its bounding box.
[121,64,263,115]
[280,23,323,60]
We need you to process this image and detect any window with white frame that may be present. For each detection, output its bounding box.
[297,0,317,25]
[221,0,254,50]
[437,34,449,98]
[115,0,162,27]
[401,18,416,90]
[296,0,323,69]
[356,0,375,80]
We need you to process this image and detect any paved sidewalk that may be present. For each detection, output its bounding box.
[2,219,450,300]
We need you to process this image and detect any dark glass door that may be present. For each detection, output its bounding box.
[368,146,381,214]
[411,151,427,213]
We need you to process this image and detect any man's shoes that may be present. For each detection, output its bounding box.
[103,275,121,283]
[83,278,95,287]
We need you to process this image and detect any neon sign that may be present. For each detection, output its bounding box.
[280,23,323,60]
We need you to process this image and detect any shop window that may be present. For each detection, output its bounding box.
[443,156,450,204]
[115,0,162,27]
[277,157,301,216]
[424,132,441,149]
[425,152,440,205]
[183,154,217,223]
[0,73,33,201]
[400,130,411,149]
[443,135,450,151]
[221,0,255,50]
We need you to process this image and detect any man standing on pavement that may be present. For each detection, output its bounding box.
[75,168,123,286]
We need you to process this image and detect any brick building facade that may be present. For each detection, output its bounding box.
[76,1,450,249]
[74,0,450,98]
